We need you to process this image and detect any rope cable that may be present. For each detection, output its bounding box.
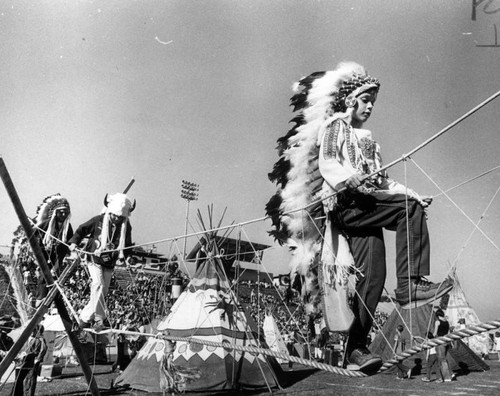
[84,316,500,377]
[410,159,500,252]
[403,159,413,336]
[371,89,500,179]
[451,186,500,267]
[432,165,500,198]
[8,90,499,384]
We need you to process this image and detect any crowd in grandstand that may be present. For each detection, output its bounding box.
[20,257,190,331]
[16,250,390,368]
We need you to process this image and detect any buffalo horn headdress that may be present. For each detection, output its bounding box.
[100,193,135,259]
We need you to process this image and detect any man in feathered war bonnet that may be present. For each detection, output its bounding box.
[267,61,453,373]
[69,193,135,329]
[33,194,73,306]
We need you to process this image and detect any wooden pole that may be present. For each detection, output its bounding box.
[0,257,79,377]
[0,156,100,396]
[123,176,135,194]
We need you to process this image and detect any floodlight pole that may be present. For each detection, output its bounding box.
[180,180,199,259]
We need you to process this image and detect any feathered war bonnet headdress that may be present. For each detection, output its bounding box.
[35,193,71,249]
[266,62,379,307]
[100,193,135,259]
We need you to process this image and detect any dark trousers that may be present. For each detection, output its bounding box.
[12,359,39,396]
[436,344,452,380]
[335,192,430,349]
[113,339,130,371]
[426,353,440,379]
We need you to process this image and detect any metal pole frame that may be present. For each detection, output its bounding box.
[180,180,199,259]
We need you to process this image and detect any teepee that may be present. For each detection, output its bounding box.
[115,228,283,393]
[370,302,489,373]
[444,270,490,356]
[263,312,288,364]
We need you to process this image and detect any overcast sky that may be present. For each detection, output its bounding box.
[0,0,499,319]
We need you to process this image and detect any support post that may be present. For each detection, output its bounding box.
[0,257,79,377]
[0,156,100,396]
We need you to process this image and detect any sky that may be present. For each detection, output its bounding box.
[0,1,499,320]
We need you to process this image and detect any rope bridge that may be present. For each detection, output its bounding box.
[2,88,499,390]
[86,317,500,377]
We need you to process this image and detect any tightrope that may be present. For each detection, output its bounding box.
[84,328,366,377]
[86,318,500,377]
[380,319,500,372]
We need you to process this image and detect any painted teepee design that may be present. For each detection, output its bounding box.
[445,270,490,356]
[116,225,282,393]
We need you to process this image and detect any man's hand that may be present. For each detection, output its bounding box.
[68,243,78,259]
[344,174,365,191]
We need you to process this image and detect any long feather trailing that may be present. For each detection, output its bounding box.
[266,62,367,313]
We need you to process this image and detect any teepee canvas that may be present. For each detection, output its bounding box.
[263,312,288,364]
[370,303,489,373]
[115,243,283,393]
[445,270,490,356]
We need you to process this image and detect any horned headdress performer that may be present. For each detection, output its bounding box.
[69,193,135,329]
[267,61,452,372]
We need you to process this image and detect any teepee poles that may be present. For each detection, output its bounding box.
[0,257,80,377]
[123,176,135,194]
[0,156,100,396]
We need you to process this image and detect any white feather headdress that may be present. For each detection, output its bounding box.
[266,61,373,307]
[35,193,71,249]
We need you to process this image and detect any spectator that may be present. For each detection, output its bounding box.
[12,324,47,396]
[434,309,454,382]
[422,337,441,383]
[394,324,411,379]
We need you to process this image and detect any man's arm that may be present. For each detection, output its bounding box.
[68,216,98,250]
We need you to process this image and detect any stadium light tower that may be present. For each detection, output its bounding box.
[180,180,199,259]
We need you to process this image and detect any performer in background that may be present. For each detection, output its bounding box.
[421,331,440,383]
[33,194,73,307]
[69,193,135,330]
[433,309,453,382]
[394,324,411,379]
[12,325,47,396]
[0,327,14,363]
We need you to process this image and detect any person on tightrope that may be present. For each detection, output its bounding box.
[33,194,73,307]
[69,193,135,330]
[316,61,453,372]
